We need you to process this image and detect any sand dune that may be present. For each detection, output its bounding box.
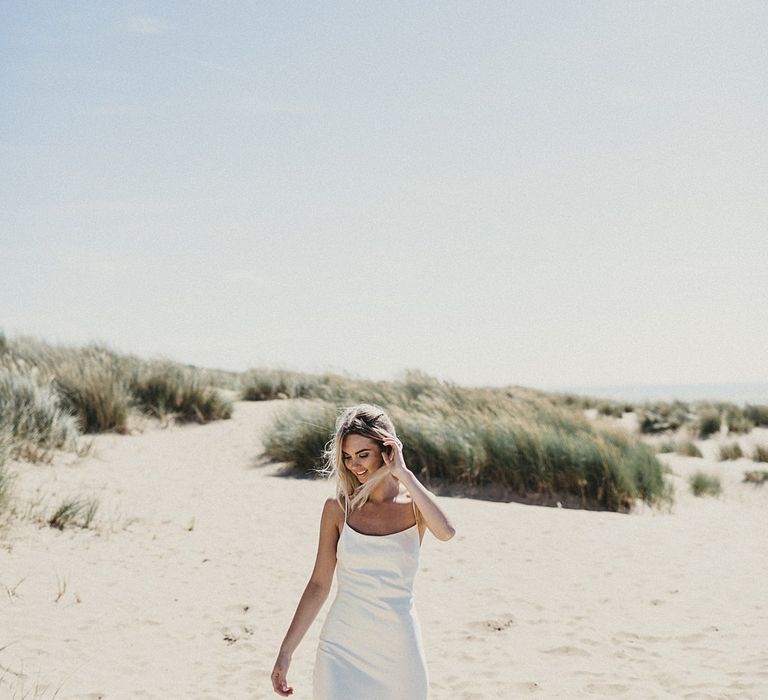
[1,401,766,699]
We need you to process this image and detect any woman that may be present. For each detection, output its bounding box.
[271,404,456,698]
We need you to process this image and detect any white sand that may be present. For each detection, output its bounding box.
[1,400,766,699]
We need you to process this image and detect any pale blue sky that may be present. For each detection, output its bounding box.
[2,1,767,391]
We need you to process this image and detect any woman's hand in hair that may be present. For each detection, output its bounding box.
[380,437,408,480]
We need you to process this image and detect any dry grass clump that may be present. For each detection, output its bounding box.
[744,404,768,427]
[637,401,693,434]
[0,463,14,518]
[751,444,768,462]
[0,367,81,460]
[128,360,232,423]
[689,471,721,497]
[718,442,744,461]
[47,497,99,530]
[676,440,703,458]
[263,381,670,512]
[723,405,754,434]
[2,333,233,432]
[743,470,768,485]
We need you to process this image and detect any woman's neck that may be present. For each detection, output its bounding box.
[367,475,400,504]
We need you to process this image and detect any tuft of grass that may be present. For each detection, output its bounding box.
[0,464,14,518]
[744,404,768,427]
[696,408,722,438]
[52,356,131,434]
[128,360,233,423]
[689,471,721,497]
[724,406,754,434]
[751,444,768,462]
[718,442,743,461]
[47,497,99,530]
[637,401,692,434]
[0,369,81,462]
[656,439,676,453]
[743,470,768,485]
[675,440,703,458]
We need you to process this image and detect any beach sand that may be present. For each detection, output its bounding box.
[1,400,766,699]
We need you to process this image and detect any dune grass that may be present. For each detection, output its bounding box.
[743,470,768,485]
[718,442,743,461]
[262,375,671,512]
[47,497,99,530]
[689,471,721,497]
[0,368,81,461]
[676,440,703,457]
[0,464,14,518]
[2,334,233,434]
[128,360,233,423]
[744,404,768,427]
[751,444,768,462]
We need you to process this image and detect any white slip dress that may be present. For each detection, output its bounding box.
[312,496,429,700]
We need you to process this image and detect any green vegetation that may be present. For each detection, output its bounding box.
[0,367,80,460]
[751,444,768,462]
[744,404,768,427]
[655,439,702,457]
[696,407,722,438]
[724,405,754,434]
[48,497,99,530]
[689,471,721,497]
[1,334,234,437]
[676,440,703,458]
[128,360,232,423]
[262,374,671,512]
[743,470,768,485]
[718,442,744,461]
[637,401,693,434]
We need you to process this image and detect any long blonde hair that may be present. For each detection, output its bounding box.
[318,403,398,514]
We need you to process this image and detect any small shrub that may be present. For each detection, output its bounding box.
[751,444,768,462]
[0,368,81,461]
[724,406,754,434]
[129,362,233,423]
[743,470,768,485]
[697,408,722,438]
[676,441,703,458]
[596,401,624,418]
[48,497,99,530]
[53,361,130,434]
[657,439,676,453]
[689,472,721,497]
[718,442,743,461]
[744,404,768,427]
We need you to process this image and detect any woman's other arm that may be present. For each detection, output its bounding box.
[271,497,340,696]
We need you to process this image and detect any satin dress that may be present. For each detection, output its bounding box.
[312,496,429,699]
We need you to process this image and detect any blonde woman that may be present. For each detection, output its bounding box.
[271,404,456,699]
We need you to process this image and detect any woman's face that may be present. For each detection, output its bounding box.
[341,434,385,482]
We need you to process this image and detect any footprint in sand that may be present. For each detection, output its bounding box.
[468,614,515,632]
[541,645,590,657]
[221,624,255,644]
[224,602,251,614]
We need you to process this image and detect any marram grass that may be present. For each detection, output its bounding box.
[263,395,670,512]
[689,471,721,497]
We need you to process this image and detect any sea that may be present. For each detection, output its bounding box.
[548,382,768,406]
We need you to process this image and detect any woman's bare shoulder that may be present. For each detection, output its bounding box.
[322,496,345,530]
